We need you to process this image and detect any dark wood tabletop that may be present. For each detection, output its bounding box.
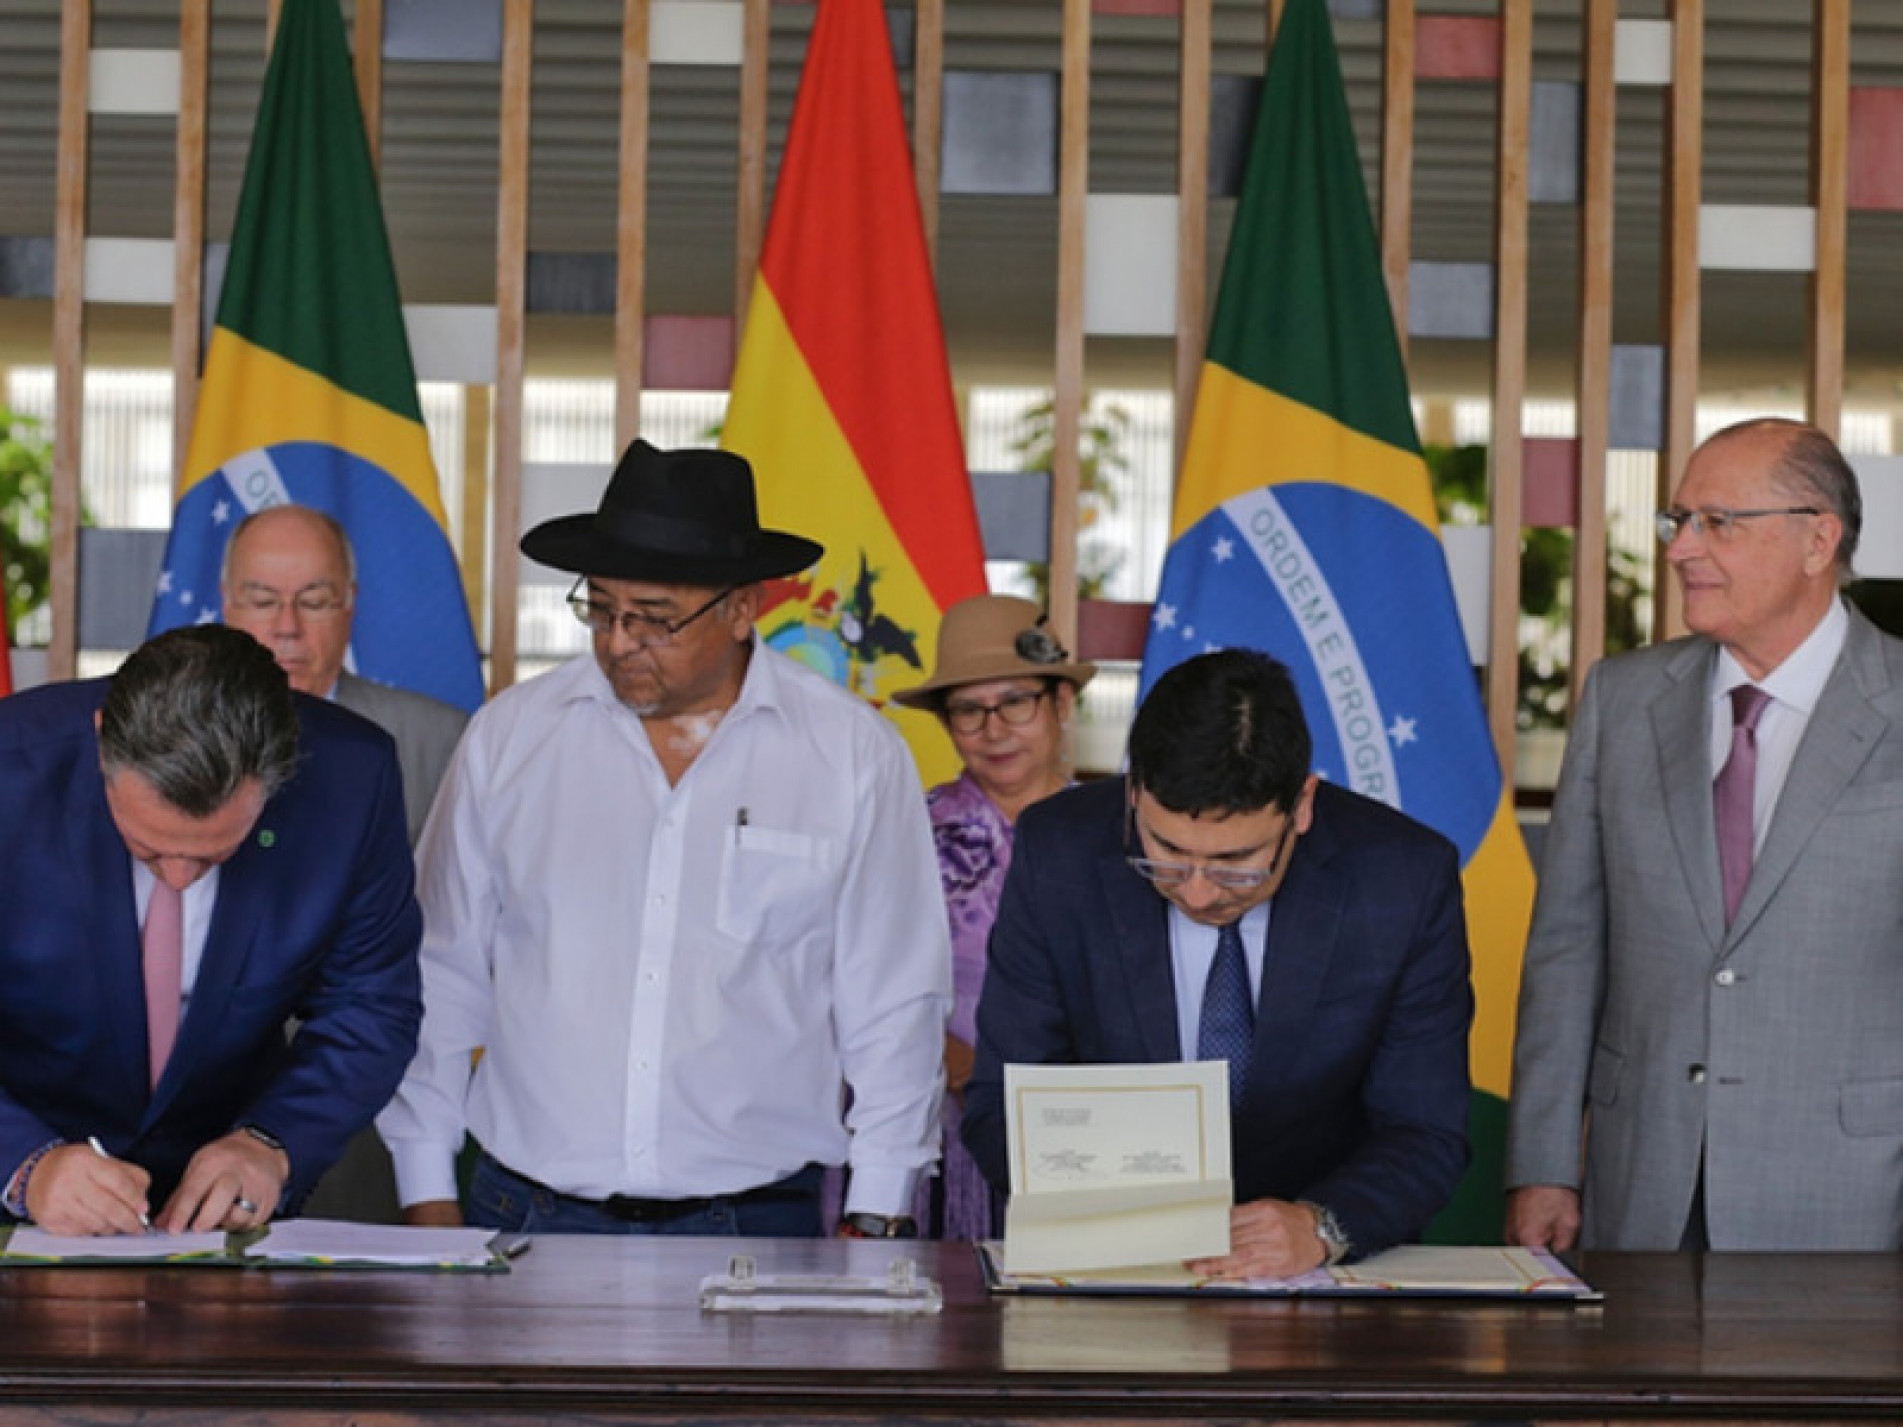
[3,1235,1902,1423]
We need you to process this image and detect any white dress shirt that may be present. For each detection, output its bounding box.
[379,640,951,1216]
[1709,595,1848,855]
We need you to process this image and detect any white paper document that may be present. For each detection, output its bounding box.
[250,1218,503,1268]
[1002,1061,1232,1275]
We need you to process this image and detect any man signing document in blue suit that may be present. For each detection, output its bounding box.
[0,626,422,1235]
[965,649,1474,1277]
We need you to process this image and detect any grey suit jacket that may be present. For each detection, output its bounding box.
[335,671,469,847]
[1507,603,1903,1250]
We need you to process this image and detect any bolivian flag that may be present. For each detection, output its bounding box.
[1138,0,1535,1241]
[148,0,481,714]
[722,0,986,787]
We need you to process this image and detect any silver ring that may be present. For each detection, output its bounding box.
[234,1197,259,1214]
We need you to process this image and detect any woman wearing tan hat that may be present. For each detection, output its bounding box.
[891,594,1095,1240]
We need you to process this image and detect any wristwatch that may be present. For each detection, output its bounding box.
[1299,1200,1352,1266]
[238,1124,288,1161]
[838,1212,918,1239]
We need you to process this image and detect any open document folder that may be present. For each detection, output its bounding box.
[978,1241,1600,1300]
[1003,1061,1232,1275]
[0,1219,513,1271]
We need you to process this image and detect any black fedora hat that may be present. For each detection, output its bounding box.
[520,440,823,586]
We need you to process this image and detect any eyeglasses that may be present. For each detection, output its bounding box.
[944,687,1049,735]
[228,585,351,620]
[566,578,737,645]
[1125,807,1297,892]
[1654,506,1820,544]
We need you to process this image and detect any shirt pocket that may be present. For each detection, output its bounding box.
[715,824,837,951]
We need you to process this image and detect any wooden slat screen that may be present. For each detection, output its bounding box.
[26,0,1868,784]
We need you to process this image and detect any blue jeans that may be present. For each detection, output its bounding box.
[465,1151,823,1237]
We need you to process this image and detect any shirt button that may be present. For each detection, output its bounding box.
[1714,968,1736,987]
[1689,1064,1708,1084]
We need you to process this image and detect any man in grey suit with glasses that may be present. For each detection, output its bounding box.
[1508,417,1903,1252]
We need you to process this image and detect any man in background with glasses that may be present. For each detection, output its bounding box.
[221,505,467,848]
[379,439,949,1240]
[221,505,468,1224]
[964,648,1474,1277]
[1508,417,1903,1253]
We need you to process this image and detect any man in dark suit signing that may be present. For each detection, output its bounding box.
[0,626,422,1235]
[964,649,1473,1276]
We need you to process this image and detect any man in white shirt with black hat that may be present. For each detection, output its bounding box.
[379,440,950,1238]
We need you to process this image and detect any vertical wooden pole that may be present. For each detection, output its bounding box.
[460,385,493,631]
[616,0,652,451]
[1380,0,1416,364]
[355,0,384,172]
[1806,0,1848,439]
[735,0,771,333]
[172,0,210,489]
[489,0,533,694]
[50,0,90,680]
[1658,0,1704,643]
[1050,0,1089,647]
[1571,0,1616,707]
[1173,0,1211,481]
[913,0,944,267]
[1485,0,1532,779]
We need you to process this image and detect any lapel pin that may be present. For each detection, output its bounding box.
[258,829,276,848]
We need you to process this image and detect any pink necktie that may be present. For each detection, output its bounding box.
[1714,685,1771,925]
[143,879,184,1088]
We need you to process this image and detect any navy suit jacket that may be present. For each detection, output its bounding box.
[0,679,423,1210]
[963,777,1473,1259]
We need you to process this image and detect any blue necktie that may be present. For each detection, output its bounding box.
[1198,919,1255,1106]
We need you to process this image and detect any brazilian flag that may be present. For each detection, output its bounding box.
[1138,0,1535,1241]
[148,0,481,713]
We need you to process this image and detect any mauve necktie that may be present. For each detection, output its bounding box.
[1198,919,1255,1106]
[1714,684,1772,925]
[143,879,184,1088]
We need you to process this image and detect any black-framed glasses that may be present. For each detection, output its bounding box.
[566,577,737,645]
[1654,506,1820,544]
[1124,803,1297,892]
[944,687,1050,735]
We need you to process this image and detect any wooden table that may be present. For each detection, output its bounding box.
[3,1236,1902,1423]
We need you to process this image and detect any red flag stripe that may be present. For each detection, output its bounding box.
[755,0,982,610]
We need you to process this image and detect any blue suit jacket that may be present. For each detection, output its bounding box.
[0,679,423,1210]
[963,777,1473,1259]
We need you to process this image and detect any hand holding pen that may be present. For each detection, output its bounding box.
[15,1138,154,1237]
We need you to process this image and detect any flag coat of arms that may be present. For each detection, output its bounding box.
[148,0,481,714]
[1139,0,1536,1239]
[722,0,987,786]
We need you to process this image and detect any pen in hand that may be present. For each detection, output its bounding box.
[87,1136,153,1231]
